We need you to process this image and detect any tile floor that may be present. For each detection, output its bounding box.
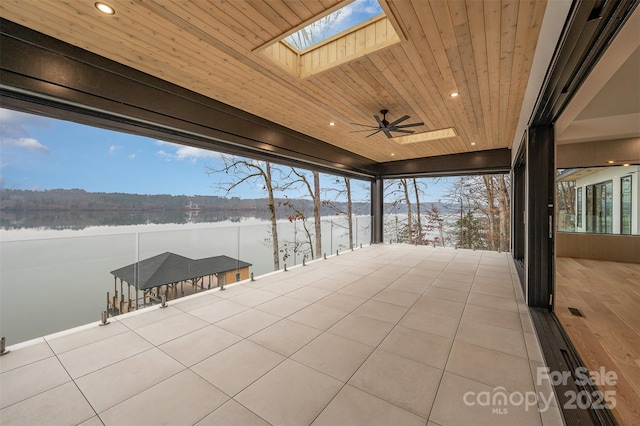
[0,245,564,425]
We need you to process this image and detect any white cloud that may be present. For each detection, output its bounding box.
[2,137,50,154]
[155,140,220,162]
[128,154,136,160]
[0,109,52,155]
[108,145,123,156]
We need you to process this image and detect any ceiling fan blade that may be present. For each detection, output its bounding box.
[394,121,424,128]
[365,130,381,138]
[350,122,379,129]
[383,129,394,138]
[350,129,379,133]
[388,115,410,127]
[374,115,385,127]
[392,129,415,134]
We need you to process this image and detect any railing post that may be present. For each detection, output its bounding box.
[1,337,9,355]
[100,311,109,326]
[251,272,255,281]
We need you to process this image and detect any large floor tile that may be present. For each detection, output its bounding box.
[461,303,523,332]
[229,289,279,307]
[424,287,470,303]
[372,289,420,307]
[134,312,209,346]
[159,324,242,367]
[236,359,342,426]
[99,370,228,426]
[338,280,386,298]
[57,331,153,379]
[471,282,516,299]
[467,292,520,313]
[286,286,332,303]
[327,313,394,347]
[379,326,453,369]
[46,321,129,355]
[288,304,348,331]
[192,340,285,396]
[387,276,433,295]
[445,340,536,392]
[429,372,542,426]
[399,309,460,339]
[353,299,409,324]
[412,296,466,318]
[0,341,54,373]
[0,356,70,409]
[431,278,473,292]
[196,399,269,426]
[316,292,367,312]
[248,319,322,356]
[116,305,183,329]
[75,348,184,413]
[0,382,94,425]
[312,384,427,426]
[254,295,310,317]
[171,293,222,312]
[455,321,528,359]
[189,299,250,323]
[215,308,281,338]
[292,332,373,381]
[349,349,442,418]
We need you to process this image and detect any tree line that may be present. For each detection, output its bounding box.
[207,156,511,272]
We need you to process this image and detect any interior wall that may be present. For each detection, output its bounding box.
[556,137,640,168]
[556,233,640,262]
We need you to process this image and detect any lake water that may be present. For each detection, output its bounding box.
[0,216,371,345]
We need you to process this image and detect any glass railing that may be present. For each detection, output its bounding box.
[0,216,371,345]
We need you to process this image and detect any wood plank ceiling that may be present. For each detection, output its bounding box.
[0,0,547,163]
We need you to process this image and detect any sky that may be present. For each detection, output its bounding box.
[0,108,452,202]
[285,0,383,49]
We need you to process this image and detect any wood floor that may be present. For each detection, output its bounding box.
[556,257,640,426]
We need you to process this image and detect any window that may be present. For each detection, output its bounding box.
[285,0,383,51]
[586,180,613,233]
[621,176,632,235]
[576,187,582,228]
[258,0,400,79]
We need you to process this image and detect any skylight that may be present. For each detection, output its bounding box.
[285,0,383,51]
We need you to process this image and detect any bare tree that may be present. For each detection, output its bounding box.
[384,179,414,244]
[278,168,322,259]
[413,178,424,244]
[206,156,281,270]
[286,10,344,50]
[497,175,510,251]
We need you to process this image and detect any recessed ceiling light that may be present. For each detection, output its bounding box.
[607,160,615,164]
[450,92,459,97]
[391,153,395,157]
[329,122,335,126]
[471,142,476,146]
[623,163,630,167]
[95,2,115,15]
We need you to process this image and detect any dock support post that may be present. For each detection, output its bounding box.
[251,272,254,281]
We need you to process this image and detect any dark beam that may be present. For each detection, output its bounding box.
[378,148,511,179]
[0,19,378,179]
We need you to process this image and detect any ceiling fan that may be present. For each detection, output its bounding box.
[350,109,424,138]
